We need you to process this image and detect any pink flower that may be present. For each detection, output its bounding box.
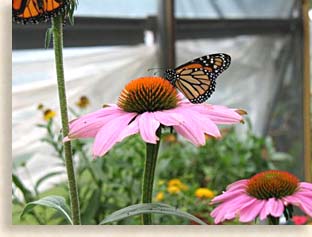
[210,170,312,224]
[292,216,308,225]
[64,77,244,158]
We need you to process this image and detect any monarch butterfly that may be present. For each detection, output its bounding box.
[12,0,69,24]
[164,53,231,104]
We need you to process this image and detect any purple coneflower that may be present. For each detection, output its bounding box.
[64,77,244,158]
[211,170,312,224]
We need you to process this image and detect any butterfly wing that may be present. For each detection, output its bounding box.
[175,53,231,77]
[170,53,231,103]
[13,0,68,24]
[174,68,216,104]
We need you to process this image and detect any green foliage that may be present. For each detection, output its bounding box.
[100,203,207,225]
[21,195,73,225]
[12,106,293,225]
[158,124,292,193]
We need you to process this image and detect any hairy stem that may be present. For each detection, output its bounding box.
[52,16,81,225]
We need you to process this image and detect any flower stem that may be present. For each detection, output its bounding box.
[52,16,81,225]
[268,215,280,225]
[141,127,162,225]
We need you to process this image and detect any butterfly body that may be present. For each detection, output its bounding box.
[12,0,69,24]
[164,53,231,104]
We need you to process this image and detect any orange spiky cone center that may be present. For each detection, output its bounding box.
[246,170,299,200]
[118,77,179,113]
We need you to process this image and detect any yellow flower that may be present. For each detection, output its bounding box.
[168,179,188,191]
[167,185,181,194]
[163,134,177,143]
[76,95,90,109]
[155,192,164,201]
[168,178,182,187]
[195,188,215,199]
[43,109,56,121]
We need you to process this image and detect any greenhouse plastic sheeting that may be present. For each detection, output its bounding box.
[12,36,289,192]
[75,0,296,19]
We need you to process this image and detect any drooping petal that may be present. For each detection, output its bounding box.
[285,194,312,217]
[211,195,253,224]
[259,200,270,220]
[203,105,243,124]
[153,110,185,126]
[92,113,137,157]
[226,179,249,191]
[179,102,243,124]
[239,199,265,222]
[266,198,284,218]
[173,109,206,146]
[138,112,160,144]
[66,106,124,140]
[176,106,221,138]
[272,199,284,217]
[117,115,140,142]
[196,115,221,138]
[174,123,205,146]
[211,189,247,204]
[299,182,312,191]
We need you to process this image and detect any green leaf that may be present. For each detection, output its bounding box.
[34,171,65,192]
[12,173,34,203]
[21,195,73,225]
[100,203,207,225]
[81,189,101,224]
[67,0,78,25]
[44,28,53,49]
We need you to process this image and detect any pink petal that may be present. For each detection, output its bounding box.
[299,182,312,191]
[285,194,312,217]
[266,198,284,218]
[173,109,206,145]
[239,199,265,222]
[92,113,136,157]
[211,189,248,204]
[178,102,242,124]
[117,116,139,142]
[211,195,253,223]
[177,106,221,138]
[259,200,270,220]
[204,105,243,124]
[226,179,249,191]
[67,107,125,140]
[63,136,71,142]
[295,190,312,199]
[138,112,160,144]
[153,110,184,126]
[174,123,205,146]
[196,115,221,138]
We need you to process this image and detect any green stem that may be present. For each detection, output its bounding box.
[268,215,280,225]
[52,16,81,225]
[141,127,162,225]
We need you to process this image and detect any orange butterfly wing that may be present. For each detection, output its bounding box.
[175,67,216,103]
[13,0,68,24]
[167,54,231,103]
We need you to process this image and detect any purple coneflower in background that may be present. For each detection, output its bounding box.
[210,170,312,224]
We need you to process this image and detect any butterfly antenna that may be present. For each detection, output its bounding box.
[147,67,165,72]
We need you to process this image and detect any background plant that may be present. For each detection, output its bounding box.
[12,98,293,225]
